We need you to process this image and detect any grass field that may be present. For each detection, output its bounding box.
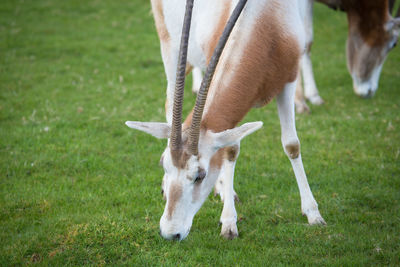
[1,0,400,265]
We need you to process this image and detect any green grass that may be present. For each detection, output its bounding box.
[1,0,400,265]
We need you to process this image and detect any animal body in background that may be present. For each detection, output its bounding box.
[295,0,400,113]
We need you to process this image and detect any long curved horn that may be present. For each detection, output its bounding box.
[187,0,248,155]
[170,0,194,153]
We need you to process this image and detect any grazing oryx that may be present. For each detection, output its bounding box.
[126,0,325,241]
[295,0,400,113]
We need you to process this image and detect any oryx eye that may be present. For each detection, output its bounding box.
[194,168,206,183]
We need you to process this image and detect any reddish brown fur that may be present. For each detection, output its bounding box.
[345,0,390,47]
[208,145,238,172]
[321,0,392,47]
[210,149,224,170]
[185,64,193,76]
[151,0,170,42]
[161,3,302,170]
[226,145,239,162]
[205,1,232,63]
[285,143,300,159]
[201,5,301,133]
[170,149,191,169]
[167,182,182,219]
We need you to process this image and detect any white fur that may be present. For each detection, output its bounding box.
[160,0,238,124]
[127,0,326,241]
[125,121,170,138]
[352,63,384,98]
[191,67,202,93]
[157,122,263,240]
[298,0,324,105]
[277,81,325,224]
[218,157,239,238]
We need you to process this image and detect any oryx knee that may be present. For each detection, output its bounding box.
[225,145,240,162]
[284,140,300,159]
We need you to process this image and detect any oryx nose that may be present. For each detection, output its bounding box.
[173,233,181,240]
[159,229,182,241]
[366,89,373,98]
[358,88,374,99]
[364,88,375,98]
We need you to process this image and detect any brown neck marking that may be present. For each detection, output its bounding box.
[345,0,390,46]
[201,3,301,133]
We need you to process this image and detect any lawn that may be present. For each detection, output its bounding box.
[1,0,399,265]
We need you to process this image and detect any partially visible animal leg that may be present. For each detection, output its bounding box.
[218,146,240,239]
[191,67,203,94]
[276,81,326,225]
[301,53,324,105]
[295,70,310,113]
[300,0,324,106]
[160,42,179,125]
[214,146,239,202]
[214,177,239,202]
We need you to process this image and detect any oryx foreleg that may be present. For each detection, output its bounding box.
[159,43,180,125]
[217,146,240,239]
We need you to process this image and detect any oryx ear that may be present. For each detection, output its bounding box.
[385,17,400,31]
[125,121,170,139]
[211,121,263,150]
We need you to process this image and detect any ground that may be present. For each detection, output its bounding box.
[0,0,400,265]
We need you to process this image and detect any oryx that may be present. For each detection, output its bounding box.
[295,0,400,113]
[126,0,325,240]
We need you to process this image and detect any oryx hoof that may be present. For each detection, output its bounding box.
[220,222,238,240]
[234,193,240,203]
[295,101,310,114]
[303,209,326,225]
[308,95,324,106]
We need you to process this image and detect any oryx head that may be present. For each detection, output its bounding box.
[125,0,257,240]
[125,120,261,240]
[346,3,400,98]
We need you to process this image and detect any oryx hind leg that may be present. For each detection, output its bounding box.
[160,42,200,123]
[276,81,326,225]
[191,67,203,94]
[301,52,324,106]
[299,0,324,106]
[295,69,310,113]
[160,42,180,125]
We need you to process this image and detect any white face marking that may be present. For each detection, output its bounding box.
[159,135,221,241]
[158,123,262,240]
[351,63,384,98]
